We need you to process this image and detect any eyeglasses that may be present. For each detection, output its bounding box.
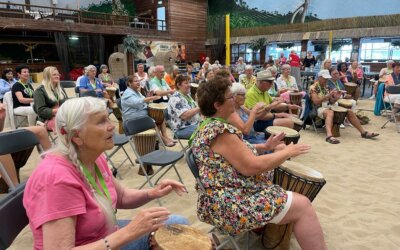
[225,95,234,100]
[236,93,246,96]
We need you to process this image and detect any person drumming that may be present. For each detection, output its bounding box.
[23,97,189,249]
[245,70,295,132]
[310,70,379,144]
[190,76,327,250]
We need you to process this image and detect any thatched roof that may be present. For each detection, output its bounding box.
[206,13,400,45]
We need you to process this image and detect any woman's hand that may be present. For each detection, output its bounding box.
[151,96,162,101]
[126,207,171,237]
[264,132,285,151]
[251,102,265,115]
[285,143,311,158]
[168,89,175,95]
[148,179,187,199]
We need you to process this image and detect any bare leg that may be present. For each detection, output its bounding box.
[0,154,19,186]
[277,193,327,250]
[373,82,378,96]
[353,86,361,101]
[158,122,174,145]
[323,109,335,137]
[273,118,294,129]
[346,110,365,134]
[24,126,52,151]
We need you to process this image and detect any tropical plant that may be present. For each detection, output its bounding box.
[277,43,295,49]
[331,40,352,51]
[391,40,400,48]
[122,35,144,56]
[112,0,128,16]
[248,37,267,51]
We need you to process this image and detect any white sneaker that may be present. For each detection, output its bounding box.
[340,124,345,129]
[369,95,375,100]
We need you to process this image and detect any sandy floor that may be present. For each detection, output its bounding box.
[6,96,400,250]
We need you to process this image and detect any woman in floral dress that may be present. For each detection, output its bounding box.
[190,76,327,250]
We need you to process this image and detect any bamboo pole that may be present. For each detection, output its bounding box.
[225,14,230,66]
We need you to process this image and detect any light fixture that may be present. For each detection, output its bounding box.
[69,35,79,40]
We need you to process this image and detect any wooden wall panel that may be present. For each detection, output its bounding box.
[168,0,207,62]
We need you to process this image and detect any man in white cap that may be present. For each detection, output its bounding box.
[245,70,295,132]
[310,70,379,144]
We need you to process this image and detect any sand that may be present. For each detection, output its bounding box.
[6,97,400,250]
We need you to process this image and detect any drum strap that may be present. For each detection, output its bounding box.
[188,117,227,146]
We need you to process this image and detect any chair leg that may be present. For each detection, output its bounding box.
[122,146,135,168]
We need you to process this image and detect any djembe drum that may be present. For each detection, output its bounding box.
[106,86,117,100]
[190,83,199,100]
[148,103,168,125]
[291,116,303,132]
[344,82,357,97]
[331,106,348,137]
[133,129,157,175]
[265,126,300,145]
[289,91,302,115]
[150,224,212,250]
[111,106,123,134]
[337,99,353,109]
[262,161,326,250]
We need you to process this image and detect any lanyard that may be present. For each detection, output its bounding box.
[178,91,196,107]
[80,162,112,202]
[20,82,33,97]
[188,117,227,146]
[333,80,341,90]
[90,79,97,90]
[316,82,327,96]
[283,76,292,88]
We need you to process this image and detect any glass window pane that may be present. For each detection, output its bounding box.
[239,44,246,53]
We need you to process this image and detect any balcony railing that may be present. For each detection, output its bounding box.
[0,2,167,31]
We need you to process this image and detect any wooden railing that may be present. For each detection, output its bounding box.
[0,2,167,31]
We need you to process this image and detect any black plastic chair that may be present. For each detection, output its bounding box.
[185,149,244,250]
[0,129,43,191]
[123,116,185,200]
[60,80,76,89]
[105,134,135,179]
[0,182,28,250]
[381,85,400,132]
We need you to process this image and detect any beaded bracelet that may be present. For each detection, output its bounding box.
[103,238,111,250]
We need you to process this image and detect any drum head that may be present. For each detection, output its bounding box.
[148,103,168,109]
[291,116,303,125]
[345,82,358,87]
[280,161,324,182]
[289,91,302,96]
[136,129,157,136]
[266,126,299,137]
[106,87,117,91]
[330,106,347,112]
[191,83,199,88]
[338,99,352,107]
[153,225,212,250]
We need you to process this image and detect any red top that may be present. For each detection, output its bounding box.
[289,53,301,67]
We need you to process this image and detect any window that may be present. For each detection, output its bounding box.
[231,44,260,64]
[327,45,352,63]
[157,7,166,31]
[266,44,301,62]
[360,42,391,62]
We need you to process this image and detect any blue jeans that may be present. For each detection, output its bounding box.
[118,215,189,250]
[175,124,197,139]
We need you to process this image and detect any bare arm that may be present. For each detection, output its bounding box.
[211,132,310,176]
[15,91,34,104]
[180,107,200,121]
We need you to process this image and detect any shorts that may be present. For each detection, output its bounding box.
[253,118,275,132]
[270,191,293,224]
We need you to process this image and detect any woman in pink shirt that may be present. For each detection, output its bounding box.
[23,97,188,250]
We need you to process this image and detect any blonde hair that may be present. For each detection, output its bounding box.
[42,66,66,102]
[55,97,115,228]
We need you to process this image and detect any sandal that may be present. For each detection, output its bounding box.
[165,141,176,147]
[326,136,340,144]
[361,131,379,139]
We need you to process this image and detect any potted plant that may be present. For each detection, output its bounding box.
[249,37,267,64]
[122,35,144,75]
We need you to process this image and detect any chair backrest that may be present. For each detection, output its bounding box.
[80,90,97,97]
[185,149,205,193]
[386,85,400,95]
[2,91,16,129]
[0,129,40,156]
[0,182,29,249]
[123,116,156,136]
[60,80,76,89]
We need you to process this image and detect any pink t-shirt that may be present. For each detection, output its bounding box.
[23,154,118,249]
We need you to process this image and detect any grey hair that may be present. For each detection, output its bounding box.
[230,82,246,95]
[99,64,108,72]
[211,64,220,71]
[322,58,332,69]
[55,97,106,166]
[281,64,291,70]
[148,66,156,76]
[245,65,253,71]
[85,65,97,74]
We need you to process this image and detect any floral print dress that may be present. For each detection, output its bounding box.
[191,120,288,236]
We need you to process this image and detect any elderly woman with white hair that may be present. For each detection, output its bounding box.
[239,65,256,90]
[276,64,306,104]
[228,82,286,149]
[235,57,246,74]
[33,66,68,131]
[23,97,189,250]
[79,65,105,97]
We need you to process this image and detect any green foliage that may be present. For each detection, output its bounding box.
[248,37,267,51]
[391,40,400,48]
[331,40,352,51]
[208,0,320,31]
[123,35,144,56]
[277,43,295,49]
[86,1,113,14]
[85,0,135,16]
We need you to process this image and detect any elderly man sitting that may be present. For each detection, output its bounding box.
[245,70,295,132]
[310,70,379,144]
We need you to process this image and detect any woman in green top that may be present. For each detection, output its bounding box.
[33,66,68,131]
